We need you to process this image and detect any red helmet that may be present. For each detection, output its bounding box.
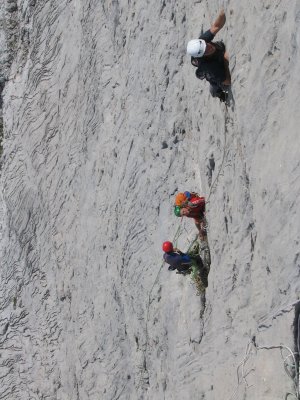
[162,241,173,253]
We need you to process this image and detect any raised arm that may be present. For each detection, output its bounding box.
[210,9,226,35]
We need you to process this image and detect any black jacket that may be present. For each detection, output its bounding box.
[193,41,226,85]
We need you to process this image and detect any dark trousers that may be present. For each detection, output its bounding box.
[209,83,224,98]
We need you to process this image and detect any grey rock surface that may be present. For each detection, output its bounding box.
[0,0,300,399]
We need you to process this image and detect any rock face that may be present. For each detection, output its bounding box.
[0,1,300,399]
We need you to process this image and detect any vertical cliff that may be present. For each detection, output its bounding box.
[0,1,299,399]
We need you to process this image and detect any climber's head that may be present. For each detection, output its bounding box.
[162,241,174,253]
[187,39,206,58]
[188,41,216,66]
[175,192,187,206]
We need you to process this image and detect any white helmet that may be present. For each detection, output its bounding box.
[187,39,206,58]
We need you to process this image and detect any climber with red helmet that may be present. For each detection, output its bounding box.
[174,191,207,240]
[162,241,204,276]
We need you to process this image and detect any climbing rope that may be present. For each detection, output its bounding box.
[142,221,186,380]
[207,101,230,204]
[143,214,203,371]
[146,223,183,309]
[227,305,300,400]
[255,344,299,400]
[186,234,199,253]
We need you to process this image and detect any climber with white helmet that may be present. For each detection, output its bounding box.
[187,9,231,102]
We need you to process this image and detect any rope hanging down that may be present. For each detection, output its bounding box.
[143,222,185,363]
[228,309,300,400]
[207,102,230,203]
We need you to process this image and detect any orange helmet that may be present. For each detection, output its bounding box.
[175,192,187,206]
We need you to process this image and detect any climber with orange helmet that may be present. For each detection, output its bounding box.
[162,241,204,274]
[174,191,207,240]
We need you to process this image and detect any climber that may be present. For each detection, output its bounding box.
[186,8,231,102]
[162,241,204,274]
[174,192,207,240]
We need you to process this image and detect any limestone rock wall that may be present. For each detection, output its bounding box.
[0,1,299,399]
